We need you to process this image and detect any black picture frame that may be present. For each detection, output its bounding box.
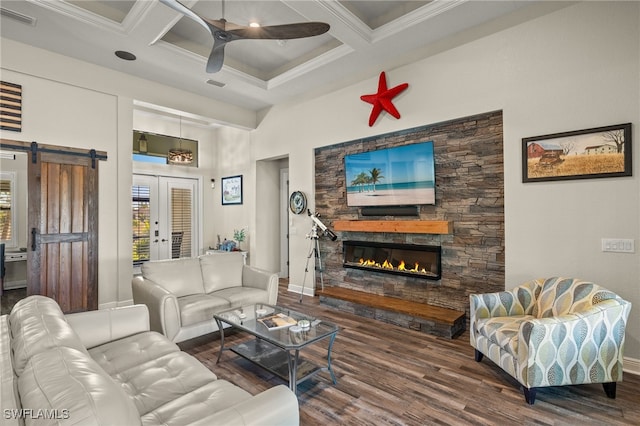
[522,123,632,183]
[221,175,243,205]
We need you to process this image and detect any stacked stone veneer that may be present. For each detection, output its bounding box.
[314,110,504,322]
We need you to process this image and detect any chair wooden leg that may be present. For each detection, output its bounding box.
[602,382,616,399]
[474,349,483,362]
[523,387,537,405]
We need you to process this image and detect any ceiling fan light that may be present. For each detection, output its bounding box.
[167,148,194,165]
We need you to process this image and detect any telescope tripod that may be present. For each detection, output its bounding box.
[299,222,324,303]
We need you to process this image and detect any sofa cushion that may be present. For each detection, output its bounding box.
[213,287,270,307]
[18,347,141,426]
[142,257,205,298]
[112,351,217,415]
[200,252,244,293]
[88,331,180,375]
[140,380,251,426]
[178,294,231,326]
[475,315,535,357]
[9,296,88,376]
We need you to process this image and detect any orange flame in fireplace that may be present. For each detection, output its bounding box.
[382,260,394,269]
[357,257,434,277]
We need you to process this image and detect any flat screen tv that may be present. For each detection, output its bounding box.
[344,141,435,207]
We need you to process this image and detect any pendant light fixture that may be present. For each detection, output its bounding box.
[167,117,193,165]
[138,133,148,153]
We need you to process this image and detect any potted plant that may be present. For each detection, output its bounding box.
[233,228,246,251]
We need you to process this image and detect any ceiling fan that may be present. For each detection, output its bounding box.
[159,0,330,73]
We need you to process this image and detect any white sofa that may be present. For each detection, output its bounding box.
[132,252,278,343]
[1,295,299,426]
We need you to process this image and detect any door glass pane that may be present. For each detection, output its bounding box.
[132,185,151,266]
[170,188,192,258]
[0,174,16,247]
[0,179,12,241]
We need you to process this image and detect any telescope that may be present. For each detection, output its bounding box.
[308,210,337,241]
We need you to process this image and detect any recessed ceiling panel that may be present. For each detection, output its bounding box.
[66,0,135,23]
[340,1,430,29]
[161,0,339,79]
[1,0,552,112]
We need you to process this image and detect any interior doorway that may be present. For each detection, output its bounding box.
[280,168,289,278]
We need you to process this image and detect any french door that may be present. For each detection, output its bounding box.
[132,175,198,268]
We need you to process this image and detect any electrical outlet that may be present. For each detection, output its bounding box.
[601,238,635,253]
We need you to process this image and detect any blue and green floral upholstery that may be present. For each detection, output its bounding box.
[470,277,632,404]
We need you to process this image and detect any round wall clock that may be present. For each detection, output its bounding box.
[289,191,307,214]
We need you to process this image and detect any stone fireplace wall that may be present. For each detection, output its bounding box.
[314,110,504,317]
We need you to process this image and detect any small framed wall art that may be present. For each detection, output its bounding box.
[221,175,243,205]
[522,123,632,183]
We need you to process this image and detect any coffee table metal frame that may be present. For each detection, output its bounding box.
[213,303,338,395]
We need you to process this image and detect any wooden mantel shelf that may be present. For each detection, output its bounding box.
[332,220,452,235]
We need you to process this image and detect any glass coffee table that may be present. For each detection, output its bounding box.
[214,303,338,395]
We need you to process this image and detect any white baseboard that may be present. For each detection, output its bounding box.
[287,284,315,298]
[624,356,640,376]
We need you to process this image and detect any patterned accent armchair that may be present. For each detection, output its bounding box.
[470,277,632,404]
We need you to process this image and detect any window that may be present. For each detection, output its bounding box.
[132,184,151,266]
[170,187,192,258]
[0,172,17,248]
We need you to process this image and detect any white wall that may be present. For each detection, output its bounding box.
[1,1,637,364]
[0,39,257,307]
[252,2,640,361]
[215,126,252,252]
[132,110,218,254]
[0,69,122,305]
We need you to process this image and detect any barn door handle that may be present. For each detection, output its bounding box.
[31,228,38,251]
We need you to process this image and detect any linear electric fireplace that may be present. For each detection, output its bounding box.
[343,240,441,280]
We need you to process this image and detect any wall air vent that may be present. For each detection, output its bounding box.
[205,79,226,88]
[0,7,37,26]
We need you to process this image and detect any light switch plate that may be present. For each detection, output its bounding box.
[601,238,635,253]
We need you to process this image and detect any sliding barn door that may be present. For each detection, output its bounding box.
[28,146,102,312]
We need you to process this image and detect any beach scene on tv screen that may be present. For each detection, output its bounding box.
[345,141,435,207]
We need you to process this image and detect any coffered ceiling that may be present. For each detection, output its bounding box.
[1,1,556,113]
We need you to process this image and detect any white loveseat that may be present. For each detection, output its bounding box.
[132,252,278,343]
[1,295,299,426]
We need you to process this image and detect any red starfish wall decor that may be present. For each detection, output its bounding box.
[360,71,409,127]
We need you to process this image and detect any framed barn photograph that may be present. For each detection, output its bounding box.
[221,175,243,205]
[522,123,632,183]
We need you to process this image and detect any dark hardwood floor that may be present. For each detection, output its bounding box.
[180,280,640,425]
[1,287,26,315]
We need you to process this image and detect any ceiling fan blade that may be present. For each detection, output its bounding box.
[159,0,213,35]
[159,0,330,73]
[229,22,330,40]
[206,39,227,73]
